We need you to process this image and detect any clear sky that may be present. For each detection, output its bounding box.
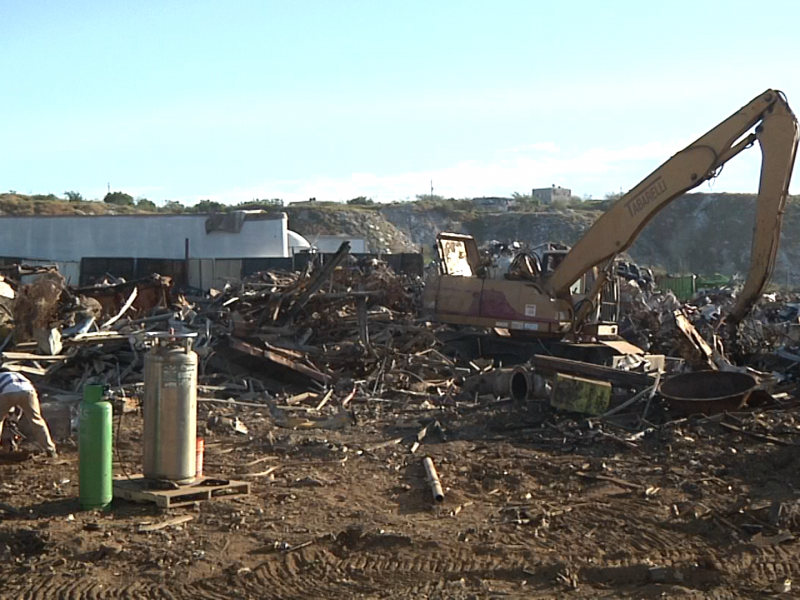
[2,0,799,205]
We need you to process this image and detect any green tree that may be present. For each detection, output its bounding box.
[193,199,227,213]
[415,194,446,203]
[511,191,534,202]
[347,196,375,206]
[104,191,134,206]
[604,190,625,201]
[64,190,84,202]
[31,194,60,202]
[243,198,284,208]
[136,197,158,211]
[161,200,186,213]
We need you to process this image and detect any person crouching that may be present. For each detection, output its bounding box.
[0,371,57,457]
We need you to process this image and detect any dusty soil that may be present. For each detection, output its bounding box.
[1,395,799,599]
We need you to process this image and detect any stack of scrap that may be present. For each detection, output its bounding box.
[0,271,176,401]
[5,243,800,429]
[0,245,469,416]
[201,243,458,401]
[619,280,800,381]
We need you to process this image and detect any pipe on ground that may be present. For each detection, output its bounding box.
[462,366,531,402]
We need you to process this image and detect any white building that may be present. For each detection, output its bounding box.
[0,211,302,289]
[532,185,572,205]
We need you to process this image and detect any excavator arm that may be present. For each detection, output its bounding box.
[546,89,799,322]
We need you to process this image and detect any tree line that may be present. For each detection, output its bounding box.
[60,191,286,213]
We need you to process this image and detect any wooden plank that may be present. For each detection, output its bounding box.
[532,355,655,388]
[1,364,48,376]
[228,338,332,384]
[137,515,194,533]
[65,333,130,346]
[1,352,69,361]
[198,397,271,408]
[315,389,334,411]
[673,310,718,370]
[101,286,138,329]
[113,475,251,509]
[281,241,351,325]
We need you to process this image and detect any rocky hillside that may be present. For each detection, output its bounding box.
[4,192,799,276]
[633,193,797,275]
[380,193,800,276]
[0,194,142,216]
[283,205,415,254]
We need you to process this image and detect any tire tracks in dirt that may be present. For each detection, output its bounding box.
[5,538,799,598]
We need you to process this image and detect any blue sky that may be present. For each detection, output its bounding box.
[2,0,799,205]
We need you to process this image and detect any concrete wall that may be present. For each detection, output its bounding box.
[0,213,289,261]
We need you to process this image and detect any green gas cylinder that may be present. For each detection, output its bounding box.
[79,384,113,510]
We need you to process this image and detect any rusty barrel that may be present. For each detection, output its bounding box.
[659,370,757,415]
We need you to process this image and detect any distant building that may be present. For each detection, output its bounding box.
[532,185,571,205]
[0,211,293,290]
[473,197,517,212]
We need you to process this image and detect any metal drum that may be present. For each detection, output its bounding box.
[143,332,198,483]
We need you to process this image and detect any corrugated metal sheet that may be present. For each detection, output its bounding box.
[188,259,214,291]
[696,274,731,290]
[20,260,81,286]
[657,275,697,301]
[211,259,243,291]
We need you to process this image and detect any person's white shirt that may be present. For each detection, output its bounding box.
[0,372,35,395]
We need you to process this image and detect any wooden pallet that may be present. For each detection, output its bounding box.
[113,474,250,508]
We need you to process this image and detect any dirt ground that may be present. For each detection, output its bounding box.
[1,395,799,599]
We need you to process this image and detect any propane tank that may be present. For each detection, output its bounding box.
[79,384,113,510]
[143,332,198,483]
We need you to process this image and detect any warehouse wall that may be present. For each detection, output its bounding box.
[0,213,289,261]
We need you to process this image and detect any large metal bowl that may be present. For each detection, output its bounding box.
[659,370,757,416]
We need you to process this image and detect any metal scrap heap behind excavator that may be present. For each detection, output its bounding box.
[423,89,799,362]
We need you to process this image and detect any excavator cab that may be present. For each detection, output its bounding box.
[422,232,619,337]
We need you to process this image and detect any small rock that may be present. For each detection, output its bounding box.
[293,477,326,488]
[98,543,123,558]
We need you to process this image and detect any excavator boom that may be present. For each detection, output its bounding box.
[546,90,799,321]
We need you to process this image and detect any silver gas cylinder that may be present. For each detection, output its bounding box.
[142,332,198,483]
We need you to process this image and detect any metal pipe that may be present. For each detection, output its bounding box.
[423,456,444,503]
[462,366,531,401]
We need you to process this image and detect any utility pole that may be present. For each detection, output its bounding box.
[430,180,433,198]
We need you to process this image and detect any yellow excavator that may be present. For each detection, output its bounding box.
[423,89,798,354]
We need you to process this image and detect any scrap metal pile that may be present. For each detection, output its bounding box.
[1,244,800,434]
[0,245,476,418]
[619,278,800,378]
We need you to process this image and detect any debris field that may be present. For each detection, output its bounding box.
[1,248,800,598]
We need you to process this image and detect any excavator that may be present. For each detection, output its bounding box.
[423,89,798,362]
